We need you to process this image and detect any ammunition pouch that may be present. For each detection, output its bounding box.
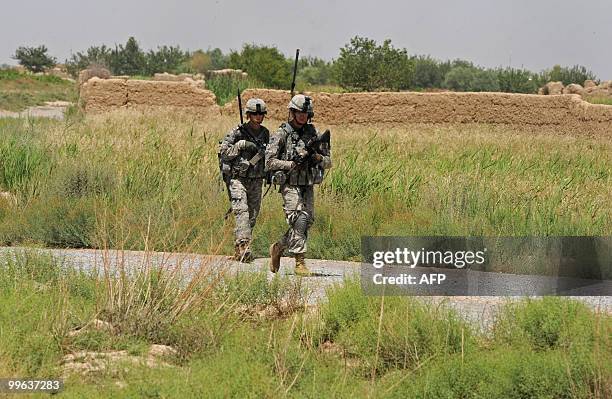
[236,159,251,176]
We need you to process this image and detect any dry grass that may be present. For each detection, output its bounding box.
[0,69,77,111]
[0,110,610,261]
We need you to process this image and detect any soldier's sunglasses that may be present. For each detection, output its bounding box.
[250,112,266,115]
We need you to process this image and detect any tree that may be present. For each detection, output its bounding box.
[208,48,229,70]
[65,45,112,77]
[13,45,57,73]
[108,37,146,76]
[443,66,500,92]
[297,57,336,86]
[228,44,290,88]
[186,50,212,74]
[537,64,597,86]
[411,55,445,89]
[335,36,413,91]
[144,45,189,75]
[496,68,538,93]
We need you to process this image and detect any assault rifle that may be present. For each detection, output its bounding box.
[287,49,300,121]
[293,129,331,165]
[290,49,300,96]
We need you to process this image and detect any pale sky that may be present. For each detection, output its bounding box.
[2,0,611,79]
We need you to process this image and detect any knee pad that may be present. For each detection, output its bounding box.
[232,204,248,216]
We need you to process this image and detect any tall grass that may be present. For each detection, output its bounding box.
[312,279,472,376]
[1,251,609,397]
[205,75,263,105]
[0,112,609,260]
[0,130,51,195]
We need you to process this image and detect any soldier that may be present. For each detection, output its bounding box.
[266,94,332,276]
[218,98,269,262]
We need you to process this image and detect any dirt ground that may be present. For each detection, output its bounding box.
[0,101,71,120]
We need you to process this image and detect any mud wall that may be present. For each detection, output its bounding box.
[81,82,612,134]
[224,89,612,134]
[80,77,218,116]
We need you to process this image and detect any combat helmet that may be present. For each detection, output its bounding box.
[288,94,314,118]
[245,98,267,114]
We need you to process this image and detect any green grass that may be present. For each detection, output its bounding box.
[314,280,473,376]
[0,69,77,112]
[0,253,609,398]
[0,113,609,262]
[206,75,263,105]
[295,82,346,93]
[586,96,612,105]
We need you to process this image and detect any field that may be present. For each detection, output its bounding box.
[0,109,610,397]
[0,70,77,112]
[0,111,609,260]
[0,250,610,398]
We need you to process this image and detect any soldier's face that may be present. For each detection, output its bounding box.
[248,113,265,126]
[293,111,309,125]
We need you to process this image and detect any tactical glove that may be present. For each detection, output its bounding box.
[293,148,310,164]
[310,153,323,163]
[235,140,258,151]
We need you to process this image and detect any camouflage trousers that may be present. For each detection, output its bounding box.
[278,185,315,255]
[229,177,263,245]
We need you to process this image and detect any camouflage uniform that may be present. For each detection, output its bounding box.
[219,123,269,248]
[265,119,332,257]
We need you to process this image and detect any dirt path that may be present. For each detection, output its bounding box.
[0,101,71,120]
[1,246,609,330]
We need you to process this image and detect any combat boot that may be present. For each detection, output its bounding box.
[294,253,313,277]
[233,241,253,263]
[232,244,242,261]
[269,241,284,273]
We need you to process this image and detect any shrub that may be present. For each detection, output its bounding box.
[444,66,500,92]
[297,56,336,86]
[492,297,602,351]
[23,197,97,248]
[185,49,211,74]
[411,55,445,89]
[228,44,291,89]
[496,67,538,93]
[336,36,414,91]
[144,45,189,75]
[318,280,471,375]
[13,45,56,73]
[65,45,113,77]
[319,279,370,341]
[388,348,605,399]
[47,160,117,199]
[538,64,598,86]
